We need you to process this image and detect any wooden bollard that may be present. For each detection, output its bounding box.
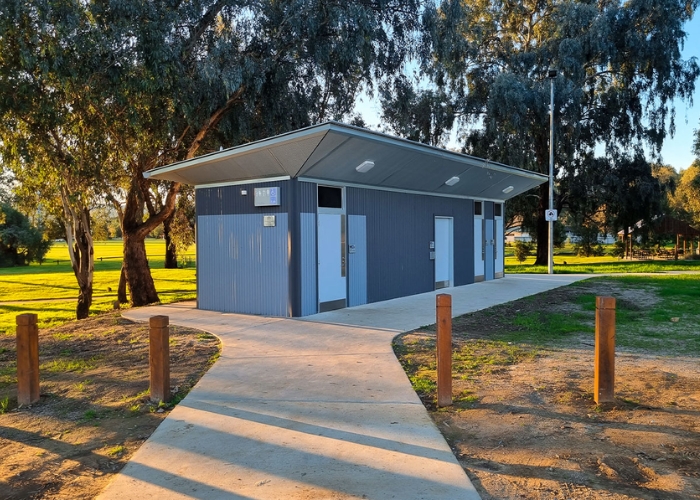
[17,314,40,406]
[149,315,170,404]
[436,294,452,407]
[594,297,616,404]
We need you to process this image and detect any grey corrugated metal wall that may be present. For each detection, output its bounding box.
[196,179,292,316]
[197,214,289,316]
[346,188,474,304]
[196,180,288,215]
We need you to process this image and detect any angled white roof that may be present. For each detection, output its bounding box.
[144,121,547,201]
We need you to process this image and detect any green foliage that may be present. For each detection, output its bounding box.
[82,409,98,420]
[0,204,50,267]
[671,163,700,227]
[452,340,538,377]
[0,396,9,414]
[409,374,437,395]
[610,241,626,259]
[42,358,99,374]
[513,241,533,263]
[569,222,605,257]
[0,0,422,306]
[107,445,126,457]
[384,0,698,260]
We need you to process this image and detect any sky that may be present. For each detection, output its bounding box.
[355,15,700,172]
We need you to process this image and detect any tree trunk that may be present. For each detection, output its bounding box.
[163,212,178,269]
[117,264,128,304]
[60,188,94,320]
[123,231,160,305]
[77,284,93,319]
[533,183,549,266]
[121,174,179,307]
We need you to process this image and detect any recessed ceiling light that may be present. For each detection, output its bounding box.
[445,176,460,186]
[502,185,514,194]
[356,160,375,173]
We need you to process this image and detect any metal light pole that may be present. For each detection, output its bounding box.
[548,68,556,275]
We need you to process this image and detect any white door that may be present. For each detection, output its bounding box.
[435,217,454,289]
[318,212,346,312]
[485,219,495,280]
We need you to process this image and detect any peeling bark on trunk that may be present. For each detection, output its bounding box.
[117,264,128,304]
[60,188,94,320]
[163,212,178,269]
[122,174,180,306]
[123,231,159,305]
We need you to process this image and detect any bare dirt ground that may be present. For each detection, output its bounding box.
[0,312,220,499]
[395,281,700,500]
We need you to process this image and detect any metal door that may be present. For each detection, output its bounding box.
[318,212,346,312]
[485,219,495,280]
[435,217,454,289]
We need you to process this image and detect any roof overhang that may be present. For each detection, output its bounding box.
[145,122,547,201]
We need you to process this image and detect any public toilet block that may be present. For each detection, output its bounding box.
[145,122,547,317]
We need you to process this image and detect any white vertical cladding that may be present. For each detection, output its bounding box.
[474,208,484,280]
[495,213,504,275]
[300,212,317,316]
[197,213,289,316]
[348,215,367,307]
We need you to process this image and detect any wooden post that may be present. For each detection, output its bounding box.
[149,315,170,404]
[16,314,40,406]
[436,294,452,407]
[594,297,616,404]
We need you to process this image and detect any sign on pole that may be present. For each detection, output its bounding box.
[545,209,558,222]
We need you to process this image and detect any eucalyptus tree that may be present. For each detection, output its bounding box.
[2,0,421,306]
[383,0,699,264]
[0,0,115,318]
[97,0,421,305]
[672,161,700,227]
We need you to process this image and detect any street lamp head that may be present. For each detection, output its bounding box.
[548,68,557,79]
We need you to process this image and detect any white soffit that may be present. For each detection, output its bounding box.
[144,122,547,200]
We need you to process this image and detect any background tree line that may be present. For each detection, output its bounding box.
[0,0,698,319]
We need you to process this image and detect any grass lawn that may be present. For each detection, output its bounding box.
[0,239,196,334]
[477,275,700,353]
[504,245,700,274]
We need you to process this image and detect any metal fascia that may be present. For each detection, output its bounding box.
[297,177,508,203]
[194,176,291,190]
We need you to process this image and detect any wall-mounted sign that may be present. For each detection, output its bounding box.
[255,187,280,207]
[263,215,276,227]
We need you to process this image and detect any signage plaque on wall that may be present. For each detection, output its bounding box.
[263,215,276,227]
[254,187,280,207]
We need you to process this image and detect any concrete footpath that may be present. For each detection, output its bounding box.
[98,274,590,500]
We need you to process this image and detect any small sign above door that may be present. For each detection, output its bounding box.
[255,187,280,206]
